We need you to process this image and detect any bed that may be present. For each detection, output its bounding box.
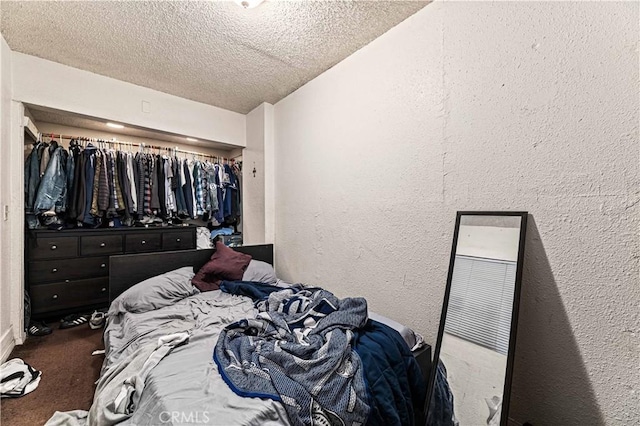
[49,244,432,426]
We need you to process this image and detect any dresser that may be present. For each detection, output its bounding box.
[26,226,197,318]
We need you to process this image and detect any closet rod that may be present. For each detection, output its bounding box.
[39,132,232,161]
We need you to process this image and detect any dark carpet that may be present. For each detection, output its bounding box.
[1,325,104,426]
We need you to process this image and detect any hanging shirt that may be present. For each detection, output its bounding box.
[193,161,205,216]
[182,160,194,218]
[173,157,187,217]
[97,151,110,213]
[24,142,42,211]
[143,154,153,215]
[126,153,138,213]
[187,160,197,218]
[135,152,145,216]
[81,146,98,225]
[164,157,176,214]
[90,150,103,217]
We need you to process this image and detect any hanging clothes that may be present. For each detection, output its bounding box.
[24,141,43,211]
[33,144,68,214]
[24,140,241,229]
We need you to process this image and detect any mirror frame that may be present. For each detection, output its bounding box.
[424,211,528,426]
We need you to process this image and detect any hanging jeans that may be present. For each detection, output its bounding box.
[82,149,98,226]
[33,147,67,214]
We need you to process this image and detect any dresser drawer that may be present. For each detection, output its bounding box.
[29,257,109,284]
[30,277,109,314]
[162,230,194,251]
[28,237,78,260]
[126,233,162,253]
[80,235,123,256]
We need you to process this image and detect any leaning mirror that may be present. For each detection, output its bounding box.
[425,211,527,426]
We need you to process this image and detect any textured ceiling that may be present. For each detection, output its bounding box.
[1,1,429,114]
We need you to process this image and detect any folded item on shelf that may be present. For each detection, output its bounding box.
[210,227,234,239]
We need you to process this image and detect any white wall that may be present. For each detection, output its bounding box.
[263,104,275,245]
[0,34,15,361]
[11,53,246,147]
[243,104,268,245]
[273,2,639,425]
[243,102,275,246]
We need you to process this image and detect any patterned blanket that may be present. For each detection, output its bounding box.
[214,287,370,426]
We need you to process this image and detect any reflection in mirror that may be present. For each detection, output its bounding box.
[426,212,527,426]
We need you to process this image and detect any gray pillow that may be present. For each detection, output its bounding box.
[242,260,277,284]
[109,267,197,315]
[368,311,425,351]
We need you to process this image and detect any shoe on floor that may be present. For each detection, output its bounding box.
[89,311,106,330]
[28,321,52,337]
[59,314,89,329]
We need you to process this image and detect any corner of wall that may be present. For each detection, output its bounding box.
[243,102,274,247]
[9,101,25,348]
[263,103,275,246]
[0,33,19,358]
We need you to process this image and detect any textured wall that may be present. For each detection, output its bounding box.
[243,104,267,245]
[0,33,14,361]
[273,2,639,424]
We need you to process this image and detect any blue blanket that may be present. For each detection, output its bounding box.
[216,284,427,426]
[215,287,370,426]
[354,320,426,426]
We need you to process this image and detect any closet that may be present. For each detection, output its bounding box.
[24,116,244,319]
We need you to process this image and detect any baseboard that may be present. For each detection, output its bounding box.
[0,327,16,363]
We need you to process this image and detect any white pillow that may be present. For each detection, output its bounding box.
[242,260,277,284]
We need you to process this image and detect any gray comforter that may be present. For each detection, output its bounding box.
[48,267,291,426]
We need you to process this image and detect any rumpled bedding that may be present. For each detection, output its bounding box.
[216,285,426,426]
[101,290,291,426]
[47,269,427,426]
[354,320,426,426]
[47,268,291,426]
[215,287,371,426]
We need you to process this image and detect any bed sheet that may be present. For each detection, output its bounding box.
[102,290,291,426]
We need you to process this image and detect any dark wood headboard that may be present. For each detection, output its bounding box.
[109,244,274,302]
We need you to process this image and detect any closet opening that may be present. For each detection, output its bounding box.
[20,104,245,333]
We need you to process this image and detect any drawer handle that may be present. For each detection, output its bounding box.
[51,245,57,250]
[141,240,146,245]
[100,263,106,268]
[176,238,181,242]
[52,268,58,273]
[52,294,58,299]
[65,280,69,283]
[101,288,107,292]
[100,242,106,247]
